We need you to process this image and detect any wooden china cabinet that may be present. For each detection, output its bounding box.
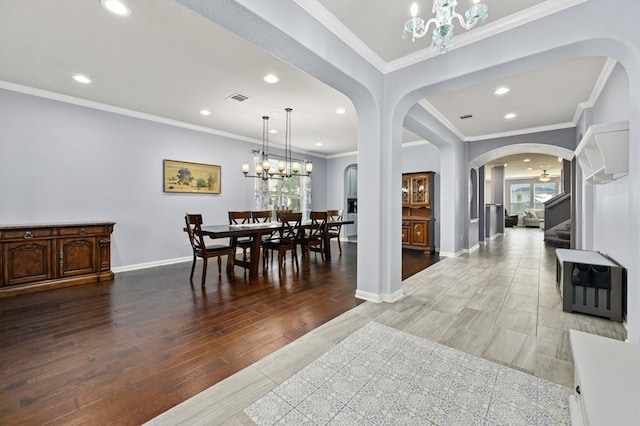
[0,222,115,297]
[402,172,435,252]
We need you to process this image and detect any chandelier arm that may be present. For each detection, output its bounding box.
[452,12,473,30]
[418,17,438,38]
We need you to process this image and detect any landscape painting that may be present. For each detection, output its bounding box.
[163,160,221,194]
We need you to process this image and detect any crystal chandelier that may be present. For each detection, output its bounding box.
[241,108,312,180]
[402,0,489,53]
[539,170,550,182]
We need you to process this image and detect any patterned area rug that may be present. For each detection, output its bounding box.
[244,322,571,425]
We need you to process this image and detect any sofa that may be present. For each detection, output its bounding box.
[523,209,545,228]
[505,209,519,227]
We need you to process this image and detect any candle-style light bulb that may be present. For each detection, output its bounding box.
[410,2,418,17]
[242,164,250,175]
[255,165,263,174]
[278,161,285,172]
[262,160,270,171]
[292,162,300,173]
[305,162,313,174]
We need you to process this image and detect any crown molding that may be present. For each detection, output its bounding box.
[572,56,618,123]
[292,0,387,72]
[327,150,358,159]
[402,140,432,148]
[417,99,467,141]
[0,80,333,159]
[0,80,259,142]
[465,121,576,142]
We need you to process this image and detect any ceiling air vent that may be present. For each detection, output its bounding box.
[459,114,473,120]
[226,92,250,103]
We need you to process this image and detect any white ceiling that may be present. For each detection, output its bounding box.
[486,153,564,180]
[0,0,606,178]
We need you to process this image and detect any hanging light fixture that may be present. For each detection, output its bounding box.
[241,108,312,180]
[539,170,551,182]
[402,0,489,53]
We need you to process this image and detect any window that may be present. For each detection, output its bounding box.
[534,183,556,209]
[509,182,558,213]
[266,159,303,212]
[510,183,531,214]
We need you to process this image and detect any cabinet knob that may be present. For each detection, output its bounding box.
[24,231,33,240]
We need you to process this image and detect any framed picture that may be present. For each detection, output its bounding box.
[163,159,221,194]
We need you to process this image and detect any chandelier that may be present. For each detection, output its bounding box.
[241,108,312,180]
[539,170,550,182]
[402,0,489,53]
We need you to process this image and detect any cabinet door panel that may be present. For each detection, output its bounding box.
[411,175,429,206]
[402,227,410,244]
[59,237,97,277]
[410,221,428,246]
[3,241,53,286]
[402,177,410,206]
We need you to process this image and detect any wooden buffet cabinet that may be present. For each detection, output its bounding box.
[0,222,115,297]
[402,172,435,252]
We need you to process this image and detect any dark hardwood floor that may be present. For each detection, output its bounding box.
[0,242,437,425]
[402,248,440,280]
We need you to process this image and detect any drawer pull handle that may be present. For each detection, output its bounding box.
[576,385,580,395]
[24,231,33,240]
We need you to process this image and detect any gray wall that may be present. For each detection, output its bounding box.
[0,89,327,269]
[588,62,631,271]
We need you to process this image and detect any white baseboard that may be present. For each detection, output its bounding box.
[439,250,464,257]
[112,256,191,273]
[462,244,480,253]
[355,288,404,303]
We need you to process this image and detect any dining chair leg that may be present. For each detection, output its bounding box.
[278,250,285,274]
[337,237,342,255]
[201,257,208,286]
[217,256,222,275]
[189,254,197,283]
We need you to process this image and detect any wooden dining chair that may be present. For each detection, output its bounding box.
[262,212,301,274]
[299,211,327,262]
[275,209,292,222]
[326,209,344,255]
[251,210,273,223]
[228,211,253,265]
[185,213,235,285]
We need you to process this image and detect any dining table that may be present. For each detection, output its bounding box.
[196,219,353,277]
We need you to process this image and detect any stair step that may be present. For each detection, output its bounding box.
[544,235,570,249]
[556,230,571,240]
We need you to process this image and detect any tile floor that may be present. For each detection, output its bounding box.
[244,321,572,425]
[146,228,627,425]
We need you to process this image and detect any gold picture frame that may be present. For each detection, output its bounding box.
[163,159,221,194]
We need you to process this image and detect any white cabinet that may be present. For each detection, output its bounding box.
[575,121,629,184]
[569,330,640,426]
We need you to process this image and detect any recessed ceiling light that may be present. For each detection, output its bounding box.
[494,87,510,95]
[72,74,91,84]
[527,168,533,171]
[504,113,517,119]
[269,129,278,134]
[523,158,530,162]
[263,74,279,84]
[336,108,346,115]
[316,142,323,146]
[200,109,211,116]
[100,0,131,16]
